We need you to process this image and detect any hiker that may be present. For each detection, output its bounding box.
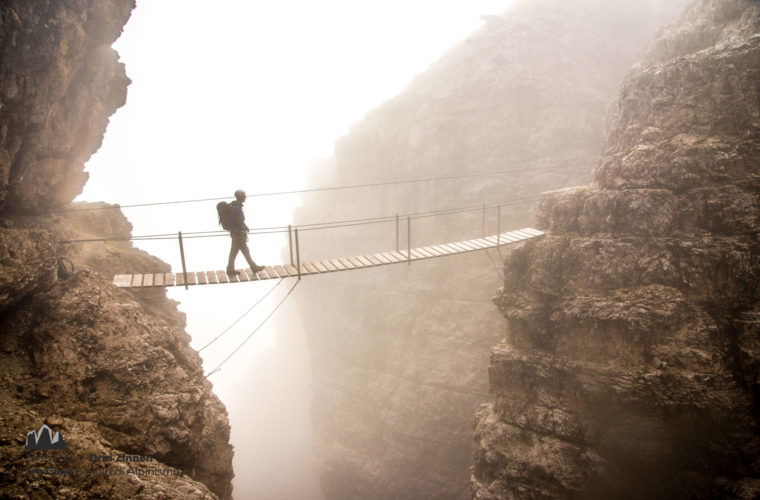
[223,190,265,277]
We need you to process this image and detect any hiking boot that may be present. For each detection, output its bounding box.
[251,265,265,274]
[226,268,239,277]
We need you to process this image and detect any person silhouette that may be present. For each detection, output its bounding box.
[226,189,265,277]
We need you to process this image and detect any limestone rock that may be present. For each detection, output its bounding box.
[291,0,689,498]
[0,227,56,313]
[0,0,134,214]
[474,1,760,497]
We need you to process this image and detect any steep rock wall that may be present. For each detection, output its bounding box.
[293,1,688,498]
[474,1,760,497]
[0,0,132,214]
[0,2,235,498]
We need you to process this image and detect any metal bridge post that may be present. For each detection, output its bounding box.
[497,205,501,246]
[482,204,487,237]
[295,228,301,281]
[288,224,294,267]
[178,231,189,290]
[407,216,411,266]
[395,214,399,252]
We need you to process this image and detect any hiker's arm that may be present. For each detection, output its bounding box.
[230,206,245,232]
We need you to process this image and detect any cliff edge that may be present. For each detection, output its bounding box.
[473,0,760,497]
[0,2,234,498]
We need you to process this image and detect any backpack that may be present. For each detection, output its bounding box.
[217,201,231,230]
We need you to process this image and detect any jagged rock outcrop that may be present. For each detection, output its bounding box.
[474,1,760,497]
[0,2,235,498]
[293,1,688,498]
[0,0,133,213]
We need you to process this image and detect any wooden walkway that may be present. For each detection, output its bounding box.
[112,227,544,288]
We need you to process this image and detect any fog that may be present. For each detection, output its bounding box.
[78,1,513,498]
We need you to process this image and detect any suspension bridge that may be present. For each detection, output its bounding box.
[112,227,544,289]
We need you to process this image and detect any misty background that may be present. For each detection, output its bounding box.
[77,1,515,498]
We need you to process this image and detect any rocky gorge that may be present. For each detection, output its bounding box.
[290,0,694,498]
[0,2,234,498]
[2,0,758,498]
[473,0,760,497]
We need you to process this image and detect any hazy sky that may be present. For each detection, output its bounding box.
[79,1,515,498]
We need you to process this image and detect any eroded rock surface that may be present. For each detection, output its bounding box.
[294,0,688,498]
[0,2,234,498]
[0,0,133,213]
[474,1,760,497]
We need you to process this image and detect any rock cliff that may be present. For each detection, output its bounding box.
[291,0,687,498]
[474,0,760,497]
[0,2,234,498]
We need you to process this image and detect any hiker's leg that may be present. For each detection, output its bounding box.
[227,234,241,271]
[239,238,257,268]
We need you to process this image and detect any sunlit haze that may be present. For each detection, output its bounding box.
[77,1,515,498]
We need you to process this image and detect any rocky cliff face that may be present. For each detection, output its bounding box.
[293,1,688,498]
[474,1,760,497]
[0,2,234,498]
[0,1,133,214]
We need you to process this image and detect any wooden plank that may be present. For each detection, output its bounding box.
[476,237,498,247]
[303,262,320,274]
[471,239,493,249]
[438,244,461,254]
[186,273,197,286]
[408,249,425,259]
[371,253,392,265]
[113,275,132,287]
[513,230,537,240]
[379,252,402,263]
[319,260,338,272]
[464,239,491,249]
[204,271,216,284]
[506,230,529,240]
[356,256,374,267]
[347,257,365,268]
[312,261,329,273]
[456,240,482,251]
[336,258,354,269]
[285,265,298,276]
[513,228,535,237]
[264,266,280,278]
[389,251,409,261]
[275,265,291,277]
[154,273,164,287]
[256,268,271,279]
[131,274,144,287]
[500,232,523,242]
[520,227,544,237]
[164,273,175,286]
[414,247,436,258]
[245,268,259,281]
[429,245,454,255]
[175,273,185,286]
[419,246,444,257]
[328,259,347,270]
[363,255,383,266]
[195,272,207,285]
[237,269,250,282]
[142,273,154,287]
[447,242,471,253]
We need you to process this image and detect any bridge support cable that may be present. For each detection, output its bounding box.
[198,279,284,353]
[204,279,300,378]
